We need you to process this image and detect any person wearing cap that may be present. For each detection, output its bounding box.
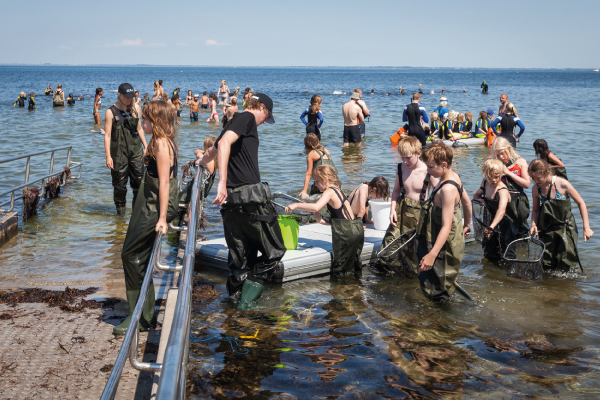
[433,97,449,122]
[104,83,147,215]
[342,92,365,146]
[190,94,200,121]
[197,93,286,310]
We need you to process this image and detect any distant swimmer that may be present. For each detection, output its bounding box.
[387,92,392,95]
[242,87,252,107]
[134,90,141,107]
[300,95,324,140]
[14,92,27,107]
[441,88,446,93]
[207,93,219,123]
[94,88,103,125]
[45,84,53,96]
[77,94,84,101]
[400,87,406,95]
[190,94,200,121]
[67,93,76,106]
[172,87,180,97]
[185,90,193,105]
[143,92,149,101]
[370,89,376,94]
[28,92,36,110]
[481,80,489,94]
[342,92,364,147]
[171,95,182,124]
[418,88,423,94]
[218,80,230,113]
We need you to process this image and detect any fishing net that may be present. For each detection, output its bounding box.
[452,140,469,148]
[503,237,545,280]
[376,228,418,278]
[271,192,312,225]
[377,228,417,259]
[472,201,495,244]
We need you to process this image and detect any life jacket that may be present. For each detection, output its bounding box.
[443,120,453,138]
[476,118,488,132]
[486,128,497,147]
[453,122,464,133]
[430,120,441,138]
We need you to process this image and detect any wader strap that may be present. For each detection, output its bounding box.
[565,219,585,273]
[220,205,278,223]
[398,163,430,202]
[331,187,353,220]
[431,179,463,200]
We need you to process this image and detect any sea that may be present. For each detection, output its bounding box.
[0,66,599,398]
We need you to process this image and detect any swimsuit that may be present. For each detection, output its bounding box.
[343,125,361,144]
[191,112,198,121]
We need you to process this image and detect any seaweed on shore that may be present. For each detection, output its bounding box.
[22,187,40,222]
[63,166,72,180]
[0,287,119,312]
[44,176,61,199]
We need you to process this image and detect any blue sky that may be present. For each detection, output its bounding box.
[2,0,599,68]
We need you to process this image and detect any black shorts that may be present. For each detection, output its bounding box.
[343,125,362,144]
[201,104,208,109]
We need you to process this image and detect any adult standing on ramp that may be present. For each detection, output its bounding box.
[198,93,286,310]
[104,83,148,215]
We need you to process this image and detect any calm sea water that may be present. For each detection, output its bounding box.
[1,66,599,398]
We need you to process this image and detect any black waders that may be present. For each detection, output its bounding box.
[537,177,580,271]
[329,187,365,278]
[115,171,178,335]
[479,181,517,261]
[109,105,144,214]
[220,182,286,309]
[502,171,530,239]
[416,181,465,303]
[379,164,430,277]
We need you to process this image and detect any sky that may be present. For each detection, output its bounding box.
[2,0,599,69]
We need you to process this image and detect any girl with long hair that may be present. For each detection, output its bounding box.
[300,95,324,140]
[299,133,337,199]
[207,93,219,123]
[533,139,567,179]
[114,100,179,335]
[93,88,103,125]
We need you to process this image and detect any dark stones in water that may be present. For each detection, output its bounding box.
[22,187,40,222]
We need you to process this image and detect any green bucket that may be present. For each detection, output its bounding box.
[278,215,302,250]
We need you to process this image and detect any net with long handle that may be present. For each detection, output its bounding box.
[503,237,545,280]
[271,192,312,225]
[377,228,417,259]
[472,200,496,244]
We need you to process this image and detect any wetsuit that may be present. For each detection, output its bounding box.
[67,97,76,106]
[416,180,465,302]
[475,118,489,138]
[403,102,429,146]
[109,105,144,211]
[28,96,35,110]
[379,163,430,277]
[300,107,324,140]
[14,96,26,107]
[328,186,364,278]
[490,115,525,147]
[536,176,580,271]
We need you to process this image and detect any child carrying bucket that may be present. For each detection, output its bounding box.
[285,165,365,278]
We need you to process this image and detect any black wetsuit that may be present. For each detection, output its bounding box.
[405,103,426,146]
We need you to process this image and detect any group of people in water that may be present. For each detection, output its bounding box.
[41,77,592,333]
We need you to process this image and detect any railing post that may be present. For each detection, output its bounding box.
[49,151,55,175]
[66,147,72,169]
[24,156,30,184]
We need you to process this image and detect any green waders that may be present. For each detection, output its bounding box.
[479,182,518,261]
[115,171,178,335]
[221,182,286,307]
[379,163,430,277]
[537,179,580,271]
[416,180,465,302]
[109,105,144,214]
[309,150,338,195]
[503,173,530,239]
[331,218,365,278]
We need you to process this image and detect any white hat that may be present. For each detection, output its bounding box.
[194,94,199,97]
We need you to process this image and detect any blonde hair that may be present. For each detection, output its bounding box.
[397,136,422,157]
[430,112,439,122]
[482,159,504,180]
[506,102,518,117]
[313,165,341,189]
[20,91,25,97]
[439,100,447,107]
[447,110,457,122]
[117,93,138,118]
[465,111,473,123]
[230,97,237,105]
[492,137,520,164]
[457,113,465,123]
[203,136,218,171]
[154,81,159,89]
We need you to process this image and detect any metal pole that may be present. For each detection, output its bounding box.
[49,151,55,175]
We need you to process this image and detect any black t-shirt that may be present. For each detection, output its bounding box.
[215,111,260,188]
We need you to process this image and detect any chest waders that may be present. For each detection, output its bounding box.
[502,172,530,239]
[329,187,365,279]
[479,181,517,262]
[310,150,338,195]
[380,163,430,277]
[416,180,465,303]
[220,182,286,310]
[545,154,568,180]
[53,91,64,107]
[109,105,144,214]
[537,181,581,271]
[115,170,179,335]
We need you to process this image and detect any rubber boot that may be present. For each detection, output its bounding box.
[113,290,139,335]
[116,206,126,215]
[140,284,157,331]
[238,280,265,311]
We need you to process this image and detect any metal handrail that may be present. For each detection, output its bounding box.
[0,146,83,213]
[100,165,206,400]
[156,165,206,399]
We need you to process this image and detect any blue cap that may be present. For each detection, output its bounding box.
[486,108,494,115]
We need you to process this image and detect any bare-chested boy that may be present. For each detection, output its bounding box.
[341,92,364,146]
[190,94,200,122]
[200,91,209,110]
[171,95,182,125]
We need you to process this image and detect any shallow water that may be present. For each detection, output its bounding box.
[0,66,599,398]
